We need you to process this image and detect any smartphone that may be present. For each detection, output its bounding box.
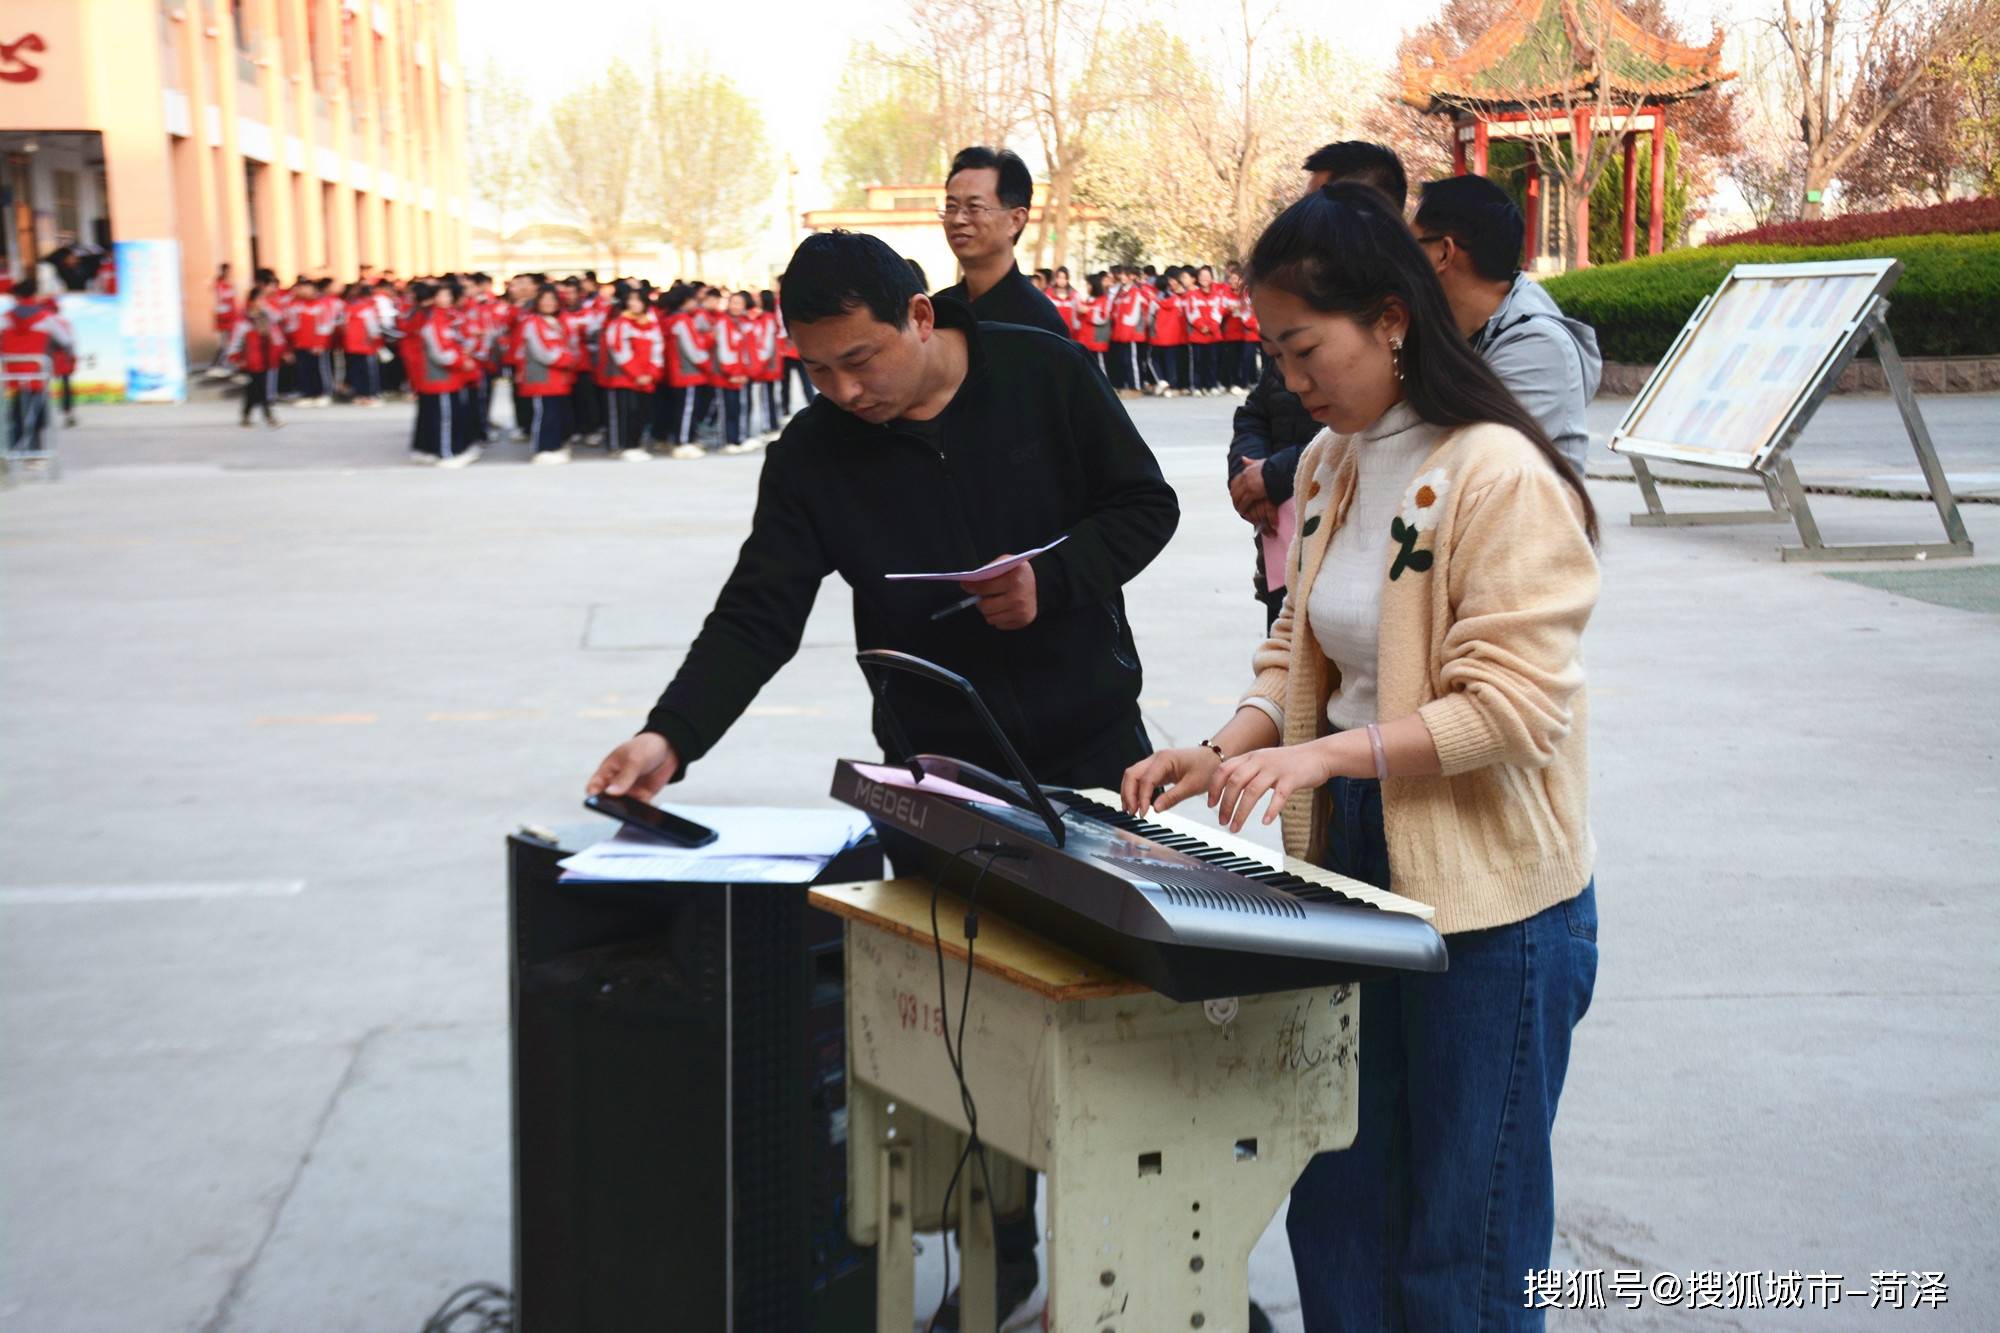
[583,793,719,847]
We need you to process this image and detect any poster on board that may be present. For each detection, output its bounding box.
[114,239,188,403]
[1611,260,1897,472]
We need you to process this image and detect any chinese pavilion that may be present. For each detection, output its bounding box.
[1401,0,1731,267]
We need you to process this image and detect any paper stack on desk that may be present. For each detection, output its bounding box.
[558,805,875,884]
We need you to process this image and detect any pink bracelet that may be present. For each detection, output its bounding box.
[1365,723,1390,780]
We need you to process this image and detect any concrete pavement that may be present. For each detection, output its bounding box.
[2,389,1995,1331]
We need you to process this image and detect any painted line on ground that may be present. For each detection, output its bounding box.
[426,709,548,722]
[0,880,306,906]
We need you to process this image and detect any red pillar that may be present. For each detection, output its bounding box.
[1570,109,1592,269]
[1472,118,1490,175]
[1648,107,1668,254]
[1523,154,1542,266]
[1621,131,1639,260]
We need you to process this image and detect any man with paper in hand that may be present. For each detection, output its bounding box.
[587,228,1178,812]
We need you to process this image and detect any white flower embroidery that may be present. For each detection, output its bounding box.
[1400,469,1451,534]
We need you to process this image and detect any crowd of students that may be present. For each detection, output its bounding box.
[216,265,816,466]
[1033,263,1264,397]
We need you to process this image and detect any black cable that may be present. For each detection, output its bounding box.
[922,842,1026,1333]
[418,1281,513,1333]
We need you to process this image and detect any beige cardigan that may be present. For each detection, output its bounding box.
[1243,419,1598,935]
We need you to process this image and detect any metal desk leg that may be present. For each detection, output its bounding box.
[956,1164,997,1333]
[877,1143,916,1333]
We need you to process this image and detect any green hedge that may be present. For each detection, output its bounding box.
[1538,232,2000,363]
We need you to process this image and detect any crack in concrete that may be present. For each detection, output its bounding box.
[196,1025,381,1333]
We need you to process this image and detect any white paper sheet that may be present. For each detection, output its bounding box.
[883,536,1067,583]
[558,804,873,883]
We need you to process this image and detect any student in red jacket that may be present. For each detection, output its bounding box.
[4,277,74,451]
[289,278,337,406]
[600,281,665,462]
[1047,266,1080,339]
[661,286,712,459]
[341,283,385,405]
[1150,269,1190,397]
[745,289,783,448]
[557,278,602,446]
[1075,271,1112,379]
[1107,265,1149,394]
[404,279,477,466]
[208,264,240,375]
[772,276,814,420]
[1187,265,1223,395]
[709,289,752,453]
[225,283,285,428]
[517,284,580,464]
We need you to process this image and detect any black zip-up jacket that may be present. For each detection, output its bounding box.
[644,298,1180,780]
[1225,361,1323,596]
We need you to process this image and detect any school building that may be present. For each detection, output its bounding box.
[2,0,470,365]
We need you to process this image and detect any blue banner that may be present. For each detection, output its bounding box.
[114,239,188,403]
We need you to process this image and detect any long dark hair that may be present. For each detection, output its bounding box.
[1248,183,1597,543]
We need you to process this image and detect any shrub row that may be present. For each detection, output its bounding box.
[1539,232,2000,364]
[1705,197,2000,248]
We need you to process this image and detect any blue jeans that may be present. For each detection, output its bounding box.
[1288,777,1598,1332]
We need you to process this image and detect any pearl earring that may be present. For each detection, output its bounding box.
[1390,335,1405,382]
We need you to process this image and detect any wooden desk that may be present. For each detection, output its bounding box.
[809,876,1360,1333]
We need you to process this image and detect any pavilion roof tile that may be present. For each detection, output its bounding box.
[1401,0,1729,111]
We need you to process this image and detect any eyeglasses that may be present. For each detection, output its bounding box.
[937,202,1000,221]
[1414,234,1451,248]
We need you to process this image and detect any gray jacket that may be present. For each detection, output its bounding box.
[1472,274,1601,474]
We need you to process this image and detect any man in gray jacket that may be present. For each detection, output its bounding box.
[1412,174,1602,474]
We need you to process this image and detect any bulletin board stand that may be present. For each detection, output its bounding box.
[1618,284,1973,563]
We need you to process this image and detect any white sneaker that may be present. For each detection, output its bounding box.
[408,450,438,465]
[438,450,476,470]
[529,447,572,465]
[669,443,705,460]
[510,428,529,442]
[619,447,653,462]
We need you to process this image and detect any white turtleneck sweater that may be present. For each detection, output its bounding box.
[1305,401,1445,729]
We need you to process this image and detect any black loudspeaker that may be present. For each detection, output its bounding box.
[508,832,881,1332]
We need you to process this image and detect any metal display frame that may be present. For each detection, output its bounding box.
[1610,259,1972,562]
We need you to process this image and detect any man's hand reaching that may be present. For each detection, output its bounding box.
[587,732,681,802]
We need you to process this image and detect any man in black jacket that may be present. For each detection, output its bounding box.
[931,146,1071,338]
[589,228,1178,804]
[1226,142,1409,628]
[588,230,1175,1328]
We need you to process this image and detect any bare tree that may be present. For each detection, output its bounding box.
[1007,0,1131,270]
[1836,30,1975,205]
[1766,0,1996,217]
[465,58,541,271]
[877,0,1032,158]
[825,45,951,204]
[1078,19,1368,264]
[539,60,644,273]
[646,51,774,274]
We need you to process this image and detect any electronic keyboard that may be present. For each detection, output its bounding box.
[831,756,1447,1001]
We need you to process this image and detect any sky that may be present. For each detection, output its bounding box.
[454,0,1459,211]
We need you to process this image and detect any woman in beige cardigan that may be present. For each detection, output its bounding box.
[1121,184,1601,1331]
